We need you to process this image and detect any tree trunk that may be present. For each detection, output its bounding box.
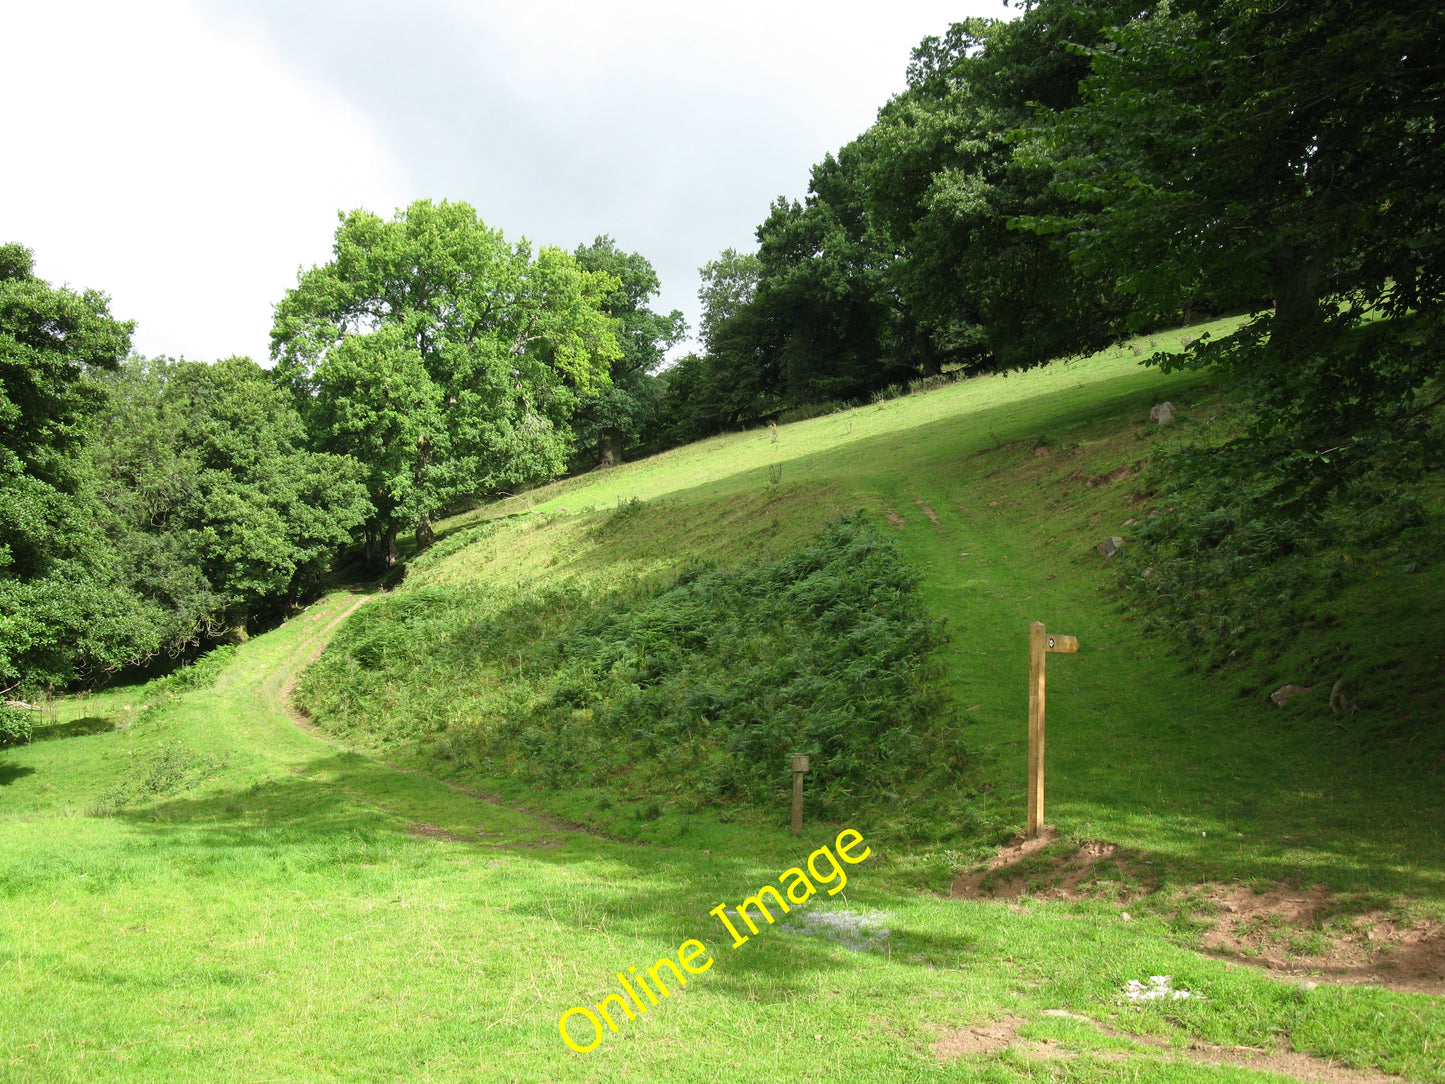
[598,428,625,469]
[384,529,399,568]
[410,435,434,551]
[224,606,250,644]
[1270,246,1329,362]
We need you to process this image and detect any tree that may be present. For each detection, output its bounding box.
[860,6,1135,374]
[754,150,916,403]
[697,248,763,353]
[87,356,371,641]
[0,243,154,691]
[572,236,686,468]
[1024,0,1445,496]
[272,200,622,559]
[663,6,1139,434]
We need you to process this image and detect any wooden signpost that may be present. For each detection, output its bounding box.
[791,754,810,834]
[1027,621,1079,839]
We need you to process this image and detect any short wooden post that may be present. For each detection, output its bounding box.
[791,754,809,834]
[1027,622,1079,839]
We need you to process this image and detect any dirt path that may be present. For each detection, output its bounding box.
[932,1012,1413,1084]
[253,590,373,735]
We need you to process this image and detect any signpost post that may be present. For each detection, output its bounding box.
[791,754,810,834]
[1027,621,1079,839]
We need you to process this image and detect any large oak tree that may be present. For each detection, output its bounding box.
[272,200,622,561]
[1024,0,1445,495]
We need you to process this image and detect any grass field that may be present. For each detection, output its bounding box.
[2,319,1442,1082]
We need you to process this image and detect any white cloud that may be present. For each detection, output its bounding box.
[1,0,406,363]
[4,0,1010,364]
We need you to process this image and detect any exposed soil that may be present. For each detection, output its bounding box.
[1190,884,1445,996]
[952,830,1445,996]
[931,1012,1411,1082]
[406,821,467,842]
[1090,464,1134,486]
[930,1016,1027,1058]
[912,499,940,525]
[950,827,1153,902]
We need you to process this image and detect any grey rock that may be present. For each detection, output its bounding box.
[1149,401,1177,425]
[1269,683,1313,707]
[1098,536,1126,557]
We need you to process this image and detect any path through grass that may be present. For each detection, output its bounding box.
[3,325,1442,1082]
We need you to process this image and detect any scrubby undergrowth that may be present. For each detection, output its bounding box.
[1114,429,1445,734]
[297,515,971,830]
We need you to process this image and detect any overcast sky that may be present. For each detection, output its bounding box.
[4,0,1014,365]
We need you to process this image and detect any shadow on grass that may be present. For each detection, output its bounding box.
[0,759,36,786]
[97,751,992,994]
[33,716,116,740]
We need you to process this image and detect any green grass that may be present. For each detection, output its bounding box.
[2,319,1442,1082]
[338,316,1445,898]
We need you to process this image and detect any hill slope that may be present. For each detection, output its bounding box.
[308,317,1445,896]
[3,322,1442,1082]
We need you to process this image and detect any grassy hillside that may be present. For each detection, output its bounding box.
[2,320,1441,1082]
[308,317,1445,891]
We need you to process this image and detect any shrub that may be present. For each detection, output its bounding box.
[150,645,239,695]
[0,705,33,748]
[777,400,854,425]
[907,372,959,396]
[299,515,959,819]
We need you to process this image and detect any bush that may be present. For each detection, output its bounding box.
[777,400,854,425]
[150,645,239,695]
[299,515,960,819]
[907,372,960,395]
[0,705,33,748]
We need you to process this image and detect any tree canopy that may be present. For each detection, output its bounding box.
[571,236,685,468]
[1023,0,1445,497]
[0,243,145,691]
[646,0,1443,487]
[88,356,371,643]
[1,243,376,691]
[655,3,1142,440]
[272,199,622,558]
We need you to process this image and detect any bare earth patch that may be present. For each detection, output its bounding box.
[1190,884,1445,995]
[950,827,1152,902]
[952,832,1444,996]
[931,1013,1409,1082]
[1096,1020,1410,1084]
[912,499,940,525]
[930,1016,1026,1057]
[406,822,466,842]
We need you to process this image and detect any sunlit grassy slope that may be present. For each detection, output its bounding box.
[396,317,1444,897]
[2,319,1441,1083]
